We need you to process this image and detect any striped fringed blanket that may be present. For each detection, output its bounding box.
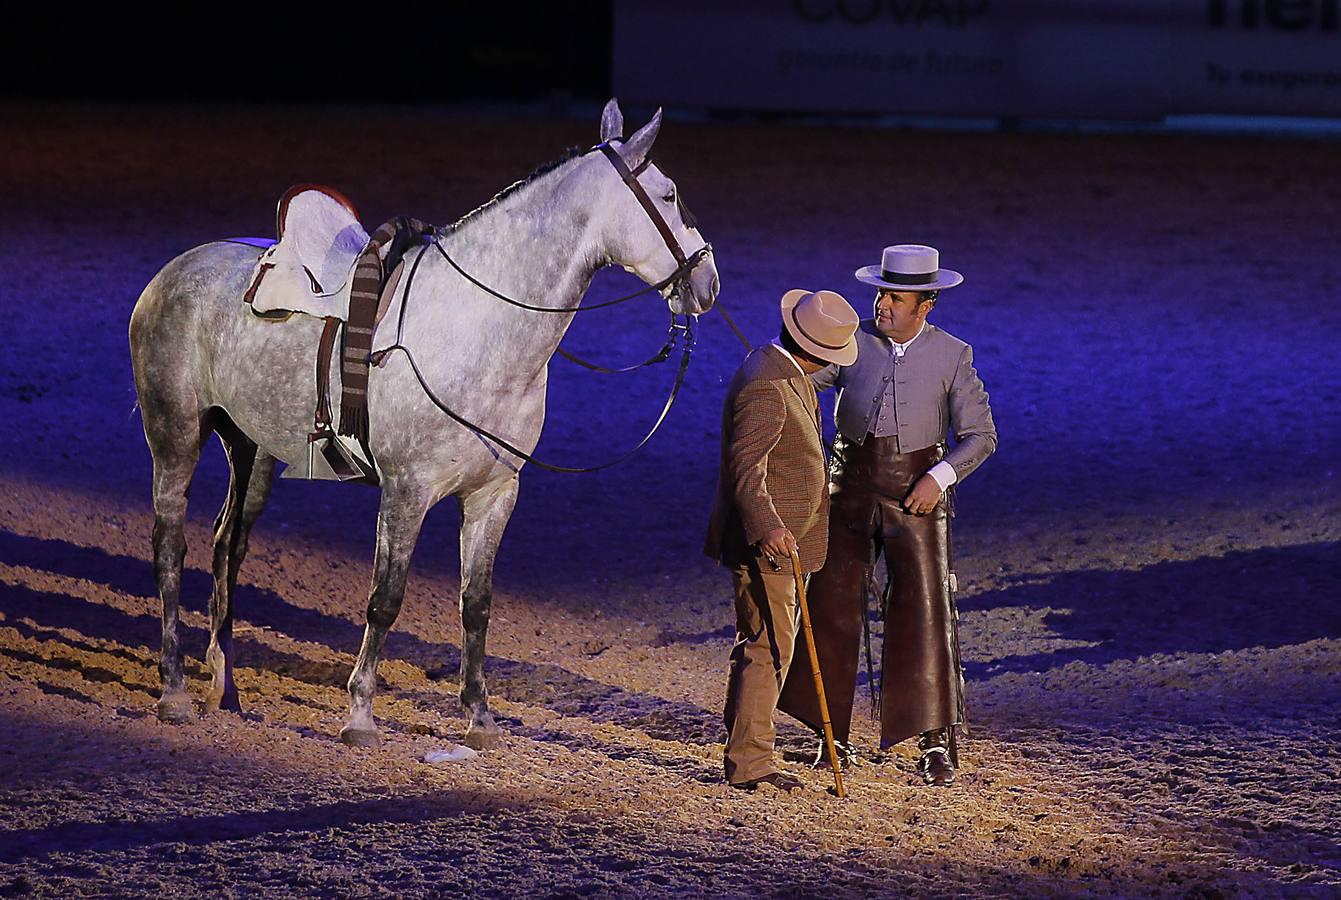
[339,216,433,444]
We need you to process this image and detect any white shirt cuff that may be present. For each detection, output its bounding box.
[928,460,957,492]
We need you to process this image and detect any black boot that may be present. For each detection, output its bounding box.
[812,734,860,771]
[917,728,956,786]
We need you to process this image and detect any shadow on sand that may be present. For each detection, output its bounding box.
[0,530,722,746]
[0,706,1299,898]
[0,791,523,867]
[960,541,1341,678]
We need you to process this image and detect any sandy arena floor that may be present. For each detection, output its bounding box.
[0,102,1338,897]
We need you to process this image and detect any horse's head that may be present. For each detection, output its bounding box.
[593,99,719,316]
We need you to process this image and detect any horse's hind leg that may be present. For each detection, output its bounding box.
[204,415,274,714]
[339,478,432,747]
[458,476,520,751]
[138,398,207,723]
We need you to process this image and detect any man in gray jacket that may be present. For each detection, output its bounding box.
[777,244,996,787]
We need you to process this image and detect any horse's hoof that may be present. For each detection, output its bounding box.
[463,723,502,751]
[339,726,381,748]
[156,694,197,724]
[203,691,241,715]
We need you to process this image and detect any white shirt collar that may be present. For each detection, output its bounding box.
[887,322,926,357]
[771,340,806,375]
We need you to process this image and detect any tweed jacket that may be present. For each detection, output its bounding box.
[705,345,830,573]
[815,320,997,483]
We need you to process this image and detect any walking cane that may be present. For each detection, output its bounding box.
[789,548,846,799]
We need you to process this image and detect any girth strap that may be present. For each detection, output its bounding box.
[313,316,341,436]
[341,216,433,444]
[309,316,364,481]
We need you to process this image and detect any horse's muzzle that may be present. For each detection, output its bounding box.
[678,246,719,315]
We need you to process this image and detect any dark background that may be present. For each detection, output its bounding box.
[2,6,612,105]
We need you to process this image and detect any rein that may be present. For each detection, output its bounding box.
[367,140,712,473]
[371,243,697,473]
[431,237,712,314]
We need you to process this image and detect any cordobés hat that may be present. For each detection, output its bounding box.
[780,289,860,366]
[855,244,963,291]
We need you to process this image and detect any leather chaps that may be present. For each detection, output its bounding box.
[777,433,965,749]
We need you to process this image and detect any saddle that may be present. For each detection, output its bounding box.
[240,184,433,483]
[243,184,369,318]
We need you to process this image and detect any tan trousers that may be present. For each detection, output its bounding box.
[722,563,800,785]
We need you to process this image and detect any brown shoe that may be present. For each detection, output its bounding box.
[918,748,955,786]
[732,771,804,793]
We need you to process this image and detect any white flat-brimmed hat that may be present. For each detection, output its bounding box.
[855,244,963,291]
[780,288,859,366]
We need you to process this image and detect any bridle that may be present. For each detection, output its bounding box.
[429,139,712,317]
[367,140,716,473]
[596,140,703,276]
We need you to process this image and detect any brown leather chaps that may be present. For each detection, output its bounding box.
[777,434,965,749]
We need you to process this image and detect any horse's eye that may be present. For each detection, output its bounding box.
[663,190,676,203]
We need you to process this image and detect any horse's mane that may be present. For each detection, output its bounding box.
[441,146,586,234]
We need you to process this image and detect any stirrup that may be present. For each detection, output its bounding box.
[282,428,364,481]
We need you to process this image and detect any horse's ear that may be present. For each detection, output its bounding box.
[621,108,662,170]
[600,98,624,142]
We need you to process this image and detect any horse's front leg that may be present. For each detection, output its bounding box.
[339,479,432,747]
[458,476,520,750]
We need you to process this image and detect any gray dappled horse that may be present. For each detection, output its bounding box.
[129,101,718,749]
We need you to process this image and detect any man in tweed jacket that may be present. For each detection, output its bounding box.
[778,244,996,787]
[706,288,860,791]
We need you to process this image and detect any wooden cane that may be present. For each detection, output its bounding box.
[790,548,846,799]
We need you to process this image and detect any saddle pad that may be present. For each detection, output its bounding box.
[245,187,370,319]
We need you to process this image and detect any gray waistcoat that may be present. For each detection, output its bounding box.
[814,320,998,483]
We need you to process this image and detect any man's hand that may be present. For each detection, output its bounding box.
[901,474,944,516]
[757,527,798,569]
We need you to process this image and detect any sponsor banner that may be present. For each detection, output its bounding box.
[613,1,1341,118]
[1177,1,1341,114]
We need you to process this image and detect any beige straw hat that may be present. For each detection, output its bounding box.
[779,288,859,366]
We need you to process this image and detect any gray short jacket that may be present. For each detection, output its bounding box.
[815,320,997,483]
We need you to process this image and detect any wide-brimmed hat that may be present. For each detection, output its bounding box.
[855,244,963,291]
[780,289,859,366]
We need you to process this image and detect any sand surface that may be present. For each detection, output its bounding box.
[0,102,1338,897]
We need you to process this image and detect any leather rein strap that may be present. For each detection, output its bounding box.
[372,244,697,474]
[431,237,710,315]
[367,141,709,473]
[425,140,745,356]
[427,139,710,317]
